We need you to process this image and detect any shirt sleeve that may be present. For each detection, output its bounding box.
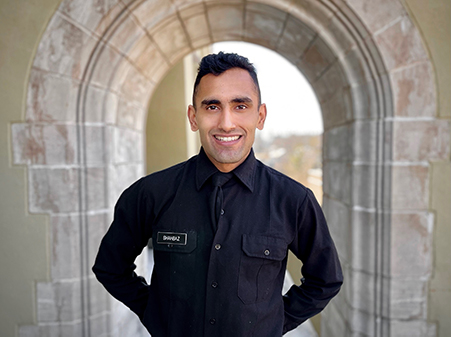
[92,178,153,320]
[282,189,343,334]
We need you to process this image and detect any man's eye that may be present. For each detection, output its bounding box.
[206,105,219,110]
[236,105,247,110]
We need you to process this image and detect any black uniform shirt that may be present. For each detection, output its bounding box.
[92,148,343,337]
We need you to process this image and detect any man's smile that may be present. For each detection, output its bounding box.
[214,135,241,142]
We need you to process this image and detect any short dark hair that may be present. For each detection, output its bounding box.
[192,52,261,107]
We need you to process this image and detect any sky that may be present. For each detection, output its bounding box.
[212,42,323,140]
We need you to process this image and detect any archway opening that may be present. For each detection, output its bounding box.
[15,1,442,336]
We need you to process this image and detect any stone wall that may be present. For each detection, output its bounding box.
[1,0,449,336]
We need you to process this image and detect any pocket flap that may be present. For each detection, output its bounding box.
[242,235,287,261]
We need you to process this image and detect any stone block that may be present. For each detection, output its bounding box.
[107,14,146,55]
[323,161,352,205]
[104,125,116,164]
[331,0,372,42]
[113,127,144,164]
[352,164,377,209]
[90,43,123,89]
[18,325,39,337]
[89,312,110,337]
[243,3,286,49]
[391,62,436,117]
[107,163,143,207]
[128,35,170,84]
[342,47,373,86]
[320,87,352,129]
[19,322,82,337]
[390,320,436,337]
[390,212,433,278]
[191,35,213,50]
[88,277,111,317]
[110,299,148,337]
[346,0,405,34]
[83,87,118,125]
[151,18,191,64]
[130,0,176,31]
[180,7,211,46]
[58,0,124,38]
[351,209,376,274]
[321,299,348,337]
[349,270,376,315]
[390,278,427,320]
[323,125,352,161]
[37,281,82,322]
[116,99,146,130]
[353,120,378,163]
[119,65,153,107]
[324,15,357,56]
[84,86,107,123]
[50,214,81,280]
[275,15,315,65]
[375,16,428,71]
[289,0,335,33]
[107,57,133,94]
[84,125,106,167]
[299,36,337,82]
[12,123,77,165]
[33,12,97,81]
[29,168,80,213]
[391,165,429,210]
[323,197,351,263]
[207,4,244,39]
[349,307,375,336]
[350,80,379,120]
[340,263,353,307]
[312,62,347,103]
[79,85,119,124]
[86,167,108,211]
[87,212,110,268]
[393,119,450,161]
[329,287,349,323]
[105,91,120,125]
[26,68,79,122]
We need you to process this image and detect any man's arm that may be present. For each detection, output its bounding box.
[92,179,153,320]
[283,189,343,333]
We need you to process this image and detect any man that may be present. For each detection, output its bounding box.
[93,52,343,336]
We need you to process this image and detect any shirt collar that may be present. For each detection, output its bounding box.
[196,147,256,192]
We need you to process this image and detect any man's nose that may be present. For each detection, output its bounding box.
[218,108,236,131]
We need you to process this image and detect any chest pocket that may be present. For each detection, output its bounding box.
[152,230,197,301]
[238,234,287,304]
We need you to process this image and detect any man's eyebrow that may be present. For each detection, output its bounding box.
[231,97,253,104]
[201,99,221,106]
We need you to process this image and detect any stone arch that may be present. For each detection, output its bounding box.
[13,0,446,336]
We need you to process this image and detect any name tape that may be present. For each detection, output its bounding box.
[156,232,187,246]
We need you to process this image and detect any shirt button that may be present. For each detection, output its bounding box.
[211,281,218,288]
[264,249,270,256]
[210,318,216,325]
[215,244,221,250]
[220,209,224,216]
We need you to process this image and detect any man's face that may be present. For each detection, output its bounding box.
[188,68,267,172]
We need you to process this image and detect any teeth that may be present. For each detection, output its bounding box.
[215,135,240,142]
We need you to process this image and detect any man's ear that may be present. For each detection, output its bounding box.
[257,103,267,131]
[187,105,199,131]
